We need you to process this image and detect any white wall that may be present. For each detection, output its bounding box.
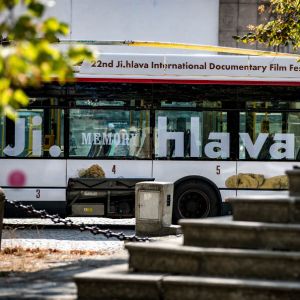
[46,0,219,53]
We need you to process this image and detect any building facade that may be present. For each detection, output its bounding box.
[219,0,271,49]
[45,0,270,51]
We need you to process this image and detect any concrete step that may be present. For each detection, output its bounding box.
[180,216,300,250]
[74,263,300,300]
[163,276,300,300]
[227,196,300,223]
[126,242,300,280]
[74,264,163,300]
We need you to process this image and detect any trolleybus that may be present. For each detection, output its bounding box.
[1,53,300,222]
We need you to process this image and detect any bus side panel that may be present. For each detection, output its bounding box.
[152,160,236,189]
[237,190,289,197]
[236,161,294,197]
[3,188,66,202]
[0,159,67,187]
[3,188,67,217]
[66,160,153,179]
[220,189,237,200]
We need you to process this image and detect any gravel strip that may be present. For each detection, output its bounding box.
[2,228,134,252]
[4,217,135,226]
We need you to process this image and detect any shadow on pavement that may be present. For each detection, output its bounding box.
[2,228,135,241]
[0,257,127,299]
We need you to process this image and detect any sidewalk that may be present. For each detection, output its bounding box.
[3,217,135,228]
[0,218,181,299]
[0,218,132,299]
[2,228,134,252]
[0,253,128,300]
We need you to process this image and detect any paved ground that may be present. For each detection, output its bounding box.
[0,218,181,299]
[2,228,134,252]
[0,218,133,299]
[0,253,128,300]
[3,217,135,227]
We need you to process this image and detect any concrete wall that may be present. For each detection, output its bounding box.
[219,0,271,49]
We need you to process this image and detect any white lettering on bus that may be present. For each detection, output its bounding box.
[82,132,124,146]
[32,116,42,156]
[270,134,294,159]
[155,117,295,159]
[239,133,294,159]
[3,116,62,157]
[239,133,268,159]
[4,116,43,157]
[3,118,26,156]
[4,116,296,159]
[82,133,92,145]
[190,117,201,157]
[204,133,230,159]
[158,117,184,157]
[93,133,101,145]
[102,133,113,145]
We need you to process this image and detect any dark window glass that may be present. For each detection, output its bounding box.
[155,110,227,159]
[75,99,127,107]
[239,111,300,160]
[2,109,64,158]
[69,109,150,158]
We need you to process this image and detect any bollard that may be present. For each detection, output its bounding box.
[0,188,5,251]
[286,166,300,197]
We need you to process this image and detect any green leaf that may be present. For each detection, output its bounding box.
[28,2,45,17]
[14,89,29,105]
[44,17,60,32]
[2,0,19,10]
[0,0,93,117]
[0,86,13,105]
[0,78,10,88]
[59,23,69,36]
[3,105,17,120]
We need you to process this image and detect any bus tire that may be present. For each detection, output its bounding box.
[172,180,219,224]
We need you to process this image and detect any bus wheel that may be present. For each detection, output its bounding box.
[172,180,219,223]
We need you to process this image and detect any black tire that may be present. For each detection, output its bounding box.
[172,180,219,223]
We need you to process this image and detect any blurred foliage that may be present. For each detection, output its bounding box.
[234,0,300,51]
[0,0,93,118]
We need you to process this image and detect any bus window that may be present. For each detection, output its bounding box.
[75,99,127,107]
[239,112,299,160]
[3,109,64,158]
[155,110,228,159]
[69,109,150,158]
[288,112,300,160]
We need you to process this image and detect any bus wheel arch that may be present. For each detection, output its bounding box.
[172,176,221,224]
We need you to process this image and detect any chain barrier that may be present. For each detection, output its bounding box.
[5,198,150,242]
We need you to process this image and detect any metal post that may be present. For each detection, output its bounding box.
[0,188,5,251]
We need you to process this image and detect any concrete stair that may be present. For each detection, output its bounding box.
[181,216,300,250]
[127,242,300,280]
[75,264,300,300]
[74,196,300,299]
[229,196,300,223]
[75,264,163,300]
